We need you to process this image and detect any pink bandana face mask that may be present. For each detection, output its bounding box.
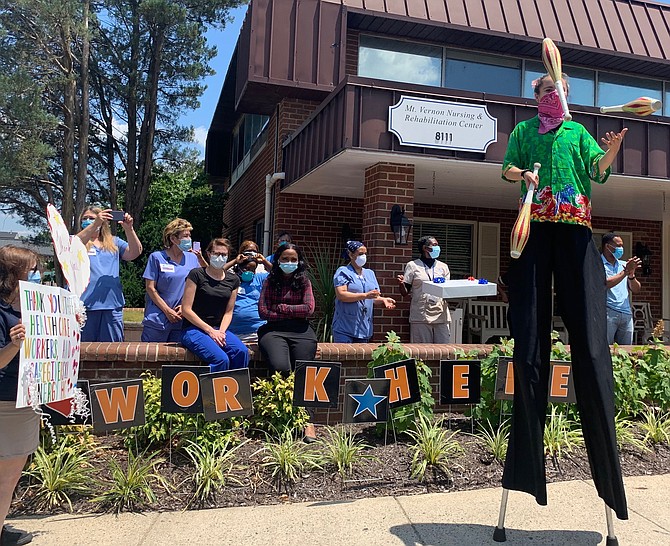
[537,90,565,134]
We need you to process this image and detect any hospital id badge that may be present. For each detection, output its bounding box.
[427,295,439,305]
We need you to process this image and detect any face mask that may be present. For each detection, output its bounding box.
[210,255,227,269]
[278,240,288,248]
[429,246,441,259]
[538,90,564,118]
[177,238,192,252]
[610,246,624,260]
[354,254,367,267]
[81,219,94,229]
[279,262,298,274]
[28,271,41,284]
[240,270,254,282]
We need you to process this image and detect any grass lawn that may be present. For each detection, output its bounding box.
[123,308,145,323]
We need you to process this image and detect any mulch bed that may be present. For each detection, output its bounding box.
[10,417,670,516]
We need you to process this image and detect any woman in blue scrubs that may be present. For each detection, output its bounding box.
[228,256,269,342]
[77,207,143,342]
[141,218,203,342]
[331,241,395,343]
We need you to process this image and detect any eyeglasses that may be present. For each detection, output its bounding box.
[210,252,228,258]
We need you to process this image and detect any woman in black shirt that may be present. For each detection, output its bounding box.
[180,238,249,371]
[0,245,40,545]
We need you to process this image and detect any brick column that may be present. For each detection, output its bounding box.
[362,162,415,342]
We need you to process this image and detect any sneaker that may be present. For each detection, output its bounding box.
[303,423,317,444]
[1,526,33,546]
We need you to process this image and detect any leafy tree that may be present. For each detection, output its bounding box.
[119,158,225,307]
[0,0,245,231]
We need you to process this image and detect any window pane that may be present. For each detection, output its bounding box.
[598,73,662,115]
[358,35,442,87]
[667,88,670,117]
[523,61,595,106]
[411,222,473,279]
[445,50,520,96]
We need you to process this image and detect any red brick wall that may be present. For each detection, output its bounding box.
[363,163,416,341]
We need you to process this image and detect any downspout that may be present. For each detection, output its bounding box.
[263,172,285,255]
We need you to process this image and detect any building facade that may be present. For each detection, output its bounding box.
[207,0,670,341]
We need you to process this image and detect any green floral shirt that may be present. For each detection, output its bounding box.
[502,116,610,228]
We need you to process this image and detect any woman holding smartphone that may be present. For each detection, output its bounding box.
[77,206,142,342]
[180,238,248,371]
[0,246,40,545]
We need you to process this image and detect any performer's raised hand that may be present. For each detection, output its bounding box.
[601,128,628,153]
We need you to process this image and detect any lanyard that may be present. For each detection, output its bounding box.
[424,263,435,281]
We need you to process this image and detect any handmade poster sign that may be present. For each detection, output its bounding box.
[293,361,341,408]
[200,368,253,420]
[343,379,390,424]
[373,358,420,409]
[16,281,81,408]
[160,365,209,413]
[46,204,90,298]
[40,380,91,426]
[90,379,145,433]
[440,360,481,404]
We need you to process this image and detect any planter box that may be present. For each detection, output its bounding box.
[423,280,497,299]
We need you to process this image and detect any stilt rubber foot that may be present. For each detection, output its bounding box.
[493,527,507,542]
[606,537,619,546]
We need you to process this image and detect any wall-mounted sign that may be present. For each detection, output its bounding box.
[389,95,497,153]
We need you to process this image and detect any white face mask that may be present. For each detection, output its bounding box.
[354,254,367,267]
[210,255,227,269]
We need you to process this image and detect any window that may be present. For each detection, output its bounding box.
[254,219,264,250]
[358,35,442,87]
[523,61,595,106]
[230,114,269,185]
[412,221,474,279]
[445,50,521,96]
[597,73,662,116]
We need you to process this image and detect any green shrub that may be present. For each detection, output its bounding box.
[367,331,435,434]
[543,406,583,464]
[407,414,463,482]
[120,372,239,452]
[476,419,510,464]
[259,428,323,493]
[249,372,310,435]
[183,438,248,507]
[93,450,167,513]
[318,426,375,478]
[25,442,95,512]
[639,405,670,446]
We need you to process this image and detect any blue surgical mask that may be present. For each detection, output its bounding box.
[178,238,192,252]
[81,219,94,229]
[429,245,441,259]
[210,255,227,269]
[240,270,254,282]
[612,246,624,260]
[279,262,298,274]
[28,271,41,284]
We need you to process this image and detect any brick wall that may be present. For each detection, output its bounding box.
[363,163,416,340]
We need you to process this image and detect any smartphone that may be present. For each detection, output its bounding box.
[193,241,201,252]
[110,210,125,222]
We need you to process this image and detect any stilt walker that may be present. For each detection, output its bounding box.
[494,38,629,544]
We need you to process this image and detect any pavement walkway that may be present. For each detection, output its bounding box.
[8,474,670,545]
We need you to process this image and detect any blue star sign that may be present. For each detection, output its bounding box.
[349,384,387,419]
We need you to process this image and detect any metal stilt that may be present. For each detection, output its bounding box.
[493,488,509,542]
[605,505,619,546]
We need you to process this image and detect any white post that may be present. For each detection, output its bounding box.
[262,172,285,256]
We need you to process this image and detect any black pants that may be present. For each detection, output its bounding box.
[257,319,318,374]
[502,222,628,520]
